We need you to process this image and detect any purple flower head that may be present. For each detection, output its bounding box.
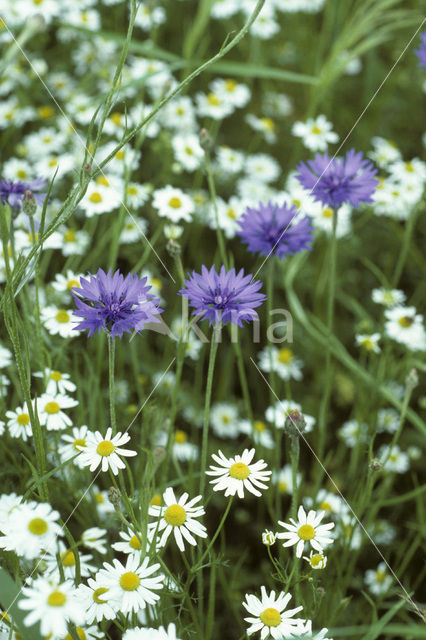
[296,149,379,209]
[72,268,163,338]
[415,30,426,68]
[179,265,266,327]
[0,178,46,210]
[237,201,314,259]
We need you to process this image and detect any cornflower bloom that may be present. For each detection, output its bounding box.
[296,149,378,209]
[0,177,46,210]
[414,30,426,68]
[179,265,266,327]
[72,268,162,338]
[237,201,313,259]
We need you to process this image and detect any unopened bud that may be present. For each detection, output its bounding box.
[370,458,382,472]
[199,128,213,151]
[108,486,121,509]
[406,368,418,391]
[83,163,92,173]
[166,238,181,257]
[284,409,306,438]
[262,530,276,546]
[22,190,36,216]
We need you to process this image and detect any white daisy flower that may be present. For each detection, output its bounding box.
[292,114,339,151]
[215,146,245,174]
[355,333,381,353]
[245,153,281,184]
[384,305,426,351]
[5,403,33,441]
[303,550,327,570]
[206,449,271,498]
[305,489,349,520]
[81,527,108,554]
[18,577,83,638]
[210,402,241,438]
[41,305,79,338]
[59,226,90,256]
[152,186,194,222]
[272,464,300,496]
[195,91,235,120]
[0,501,63,559]
[371,287,406,308]
[239,419,275,449]
[338,419,368,448]
[172,133,204,172]
[243,586,305,639]
[148,487,207,552]
[91,484,115,517]
[112,526,161,556]
[51,269,83,297]
[58,426,89,467]
[209,78,251,108]
[98,555,164,615]
[74,574,117,624]
[37,393,78,431]
[77,427,137,475]
[276,506,335,558]
[297,620,333,639]
[378,444,410,473]
[364,562,393,595]
[245,114,277,144]
[123,629,161,640]
[376,408,400,434]
[257,346,303,381]
[44,540,96,580]
[33,367,77,395]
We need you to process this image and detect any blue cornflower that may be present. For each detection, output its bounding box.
[0,178,46,210]
[179,265,266,327]
[296,149,378,209]
[236,201,313,259]
[415,30,426,68]
[72,268,162,338]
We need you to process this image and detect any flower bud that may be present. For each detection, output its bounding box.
[199,128,213,151]
[262,530,276,546]
[369,458,382,472]
[284,409,306,438]
[22,190,37,216]
[406,368,418,391]
[166,238,181,257]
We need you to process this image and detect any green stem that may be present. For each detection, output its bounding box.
[317,208,338,459]
[289,436,300,521]
[194,496,234,570]
[205,150,227,268]
[392,200,422,287]
[108,335,117,434]
[232,335,254,425]
[200,328,219,496]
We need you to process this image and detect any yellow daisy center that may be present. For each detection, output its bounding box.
[150,493,162,506]
[312,125,322,134]
[151,277,162,290]
[185,146,193,155]
[277,348,293,364]
[260,607,281,627]
[222,415,230,424]
[17,169,28,179]
[127,186,138,195]
[116,150,125,160]
[361,338,374,350]
[398,316,413,328]
[255,420,266,432]
[168,197,182,209]
[67,279,80,289]
[95,493,104,504]
[119,571,140,591]
[129,535,142,550]
[298,524,315,540]
[73,438,86,450]
[61,549,75,567]
[164,503,186,526]
[278,481,288,493]
[44,401,60,414]
[175,430,188,444]
[47,591,66,606]
[310,553,323,567]
[93,586,109,603]
[110,112,122,126]
[50,371,62,381]
[260,117,275,130]
[17,413,30,425]
[207,92,220,106]
[227,208,236,219]
[376,570,385,582]
[28,517,48,535]
[322,207,334,218]
[96,440,115,456]
[55,310,70,323]
[38,106,54,119]
[229,462,250,480]
[65,628,86,640]
[64,229,76,242]
[405,162,414,172]
[96,176,110,187]
[89,192,102,203]
[319,501,332,511]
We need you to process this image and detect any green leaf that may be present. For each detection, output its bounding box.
[0,568,42,640]
[361,597,406,640]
